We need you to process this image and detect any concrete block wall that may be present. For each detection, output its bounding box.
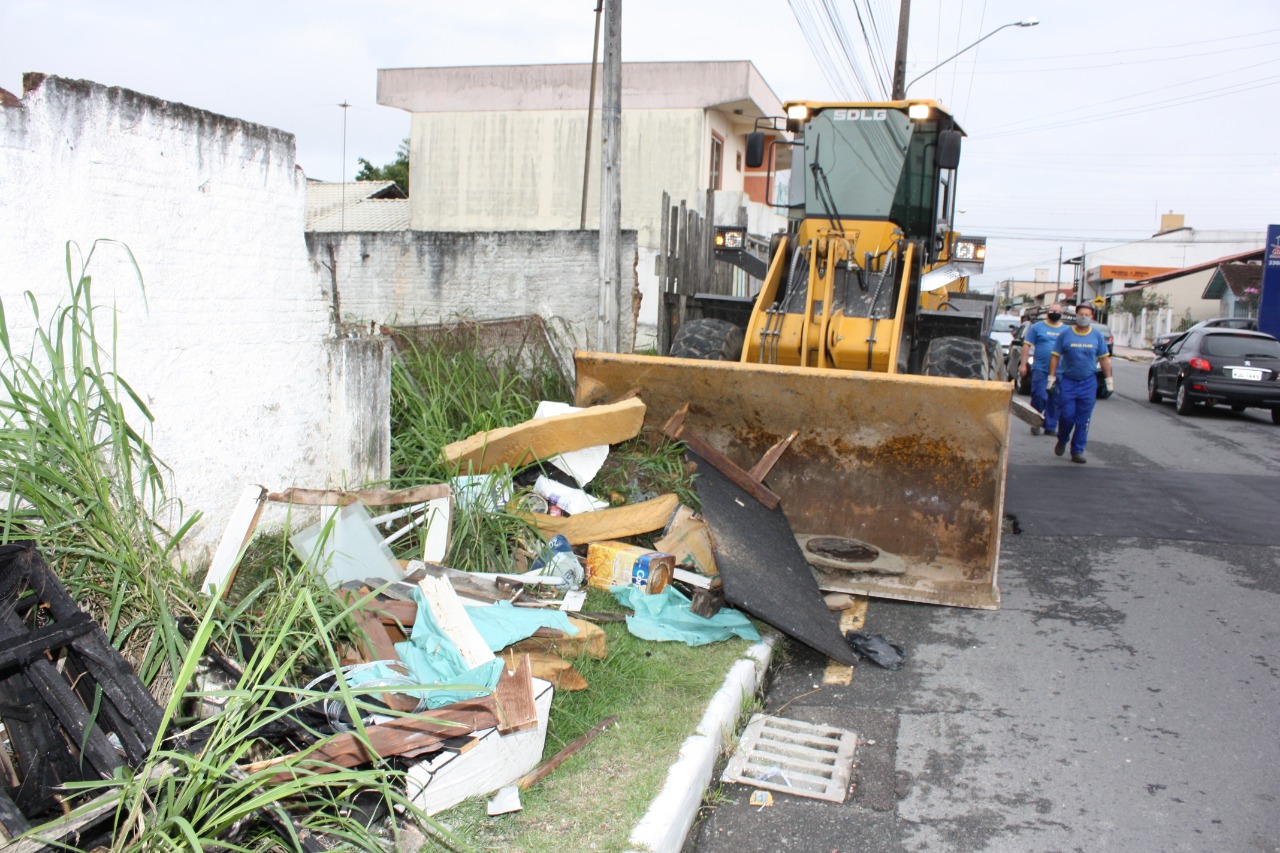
[0,74,390,566]
[307,229,640,351]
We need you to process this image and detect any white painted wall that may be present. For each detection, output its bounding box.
[409,108,704,245]
[0,74,389,566]
[307,229,640,351]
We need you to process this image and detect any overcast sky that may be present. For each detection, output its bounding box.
[6,0,1279,291]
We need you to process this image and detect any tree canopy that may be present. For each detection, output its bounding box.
[355,138,409,193]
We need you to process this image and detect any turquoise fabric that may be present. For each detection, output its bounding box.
[391,587,504,708]
[612,585,760,646]
[466,599,578,651]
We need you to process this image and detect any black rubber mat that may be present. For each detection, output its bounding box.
[689,451,859,666]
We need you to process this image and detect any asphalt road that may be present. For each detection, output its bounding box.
[688,355,1280,853]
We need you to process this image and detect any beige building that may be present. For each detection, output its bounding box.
[376,61,789,344]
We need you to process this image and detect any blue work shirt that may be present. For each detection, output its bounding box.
[1052,326,1109,380]
[1024,320,1066,373]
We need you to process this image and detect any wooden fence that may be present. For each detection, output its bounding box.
[655,191,769,354]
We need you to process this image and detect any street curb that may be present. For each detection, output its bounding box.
[626,635,777,853]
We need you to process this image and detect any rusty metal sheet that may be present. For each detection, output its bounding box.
[575,352,1011,609]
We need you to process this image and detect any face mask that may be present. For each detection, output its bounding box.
[1076,315,1092,328]
[1047,312,1061,322]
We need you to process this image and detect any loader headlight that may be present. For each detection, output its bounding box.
[786,104,811,122]
[908,103,931,120]
[714,226,746,250]
[952,237,987,263]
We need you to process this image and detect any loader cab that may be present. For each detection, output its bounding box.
[784,102,962,255]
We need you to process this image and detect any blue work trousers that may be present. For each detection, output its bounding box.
[1029,369,1058,433]
[1056,374,1097,456]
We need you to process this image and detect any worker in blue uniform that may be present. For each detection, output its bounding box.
[1019,303,1067,436]
[1047,303,1113,464]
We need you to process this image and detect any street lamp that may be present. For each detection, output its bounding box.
[904,19,1039,95]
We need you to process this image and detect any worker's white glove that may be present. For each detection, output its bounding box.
[1046,375,1057,391]
[1104,377,1114,393]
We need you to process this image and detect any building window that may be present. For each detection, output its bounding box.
[709,133,724,190]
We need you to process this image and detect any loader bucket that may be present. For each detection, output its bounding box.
[575,352,1012,609]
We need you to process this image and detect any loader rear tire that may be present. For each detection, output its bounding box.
[923,336,990,381]
[669,318,744,361]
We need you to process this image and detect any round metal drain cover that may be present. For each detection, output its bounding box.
[803,537,879,563]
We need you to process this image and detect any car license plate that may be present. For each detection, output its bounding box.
[1232,367,1263,381]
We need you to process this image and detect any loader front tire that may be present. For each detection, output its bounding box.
[923,336,990,381]
[669,318,745,361]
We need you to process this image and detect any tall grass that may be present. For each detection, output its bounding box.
[387,320,571,572]
[0,241,199,684]
[48,573,463,853]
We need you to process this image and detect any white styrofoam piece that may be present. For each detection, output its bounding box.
[406,677,554,816]
[533,400,609,487]
[486,785,523,815]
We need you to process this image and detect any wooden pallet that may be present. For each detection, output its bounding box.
[0,542,165,844]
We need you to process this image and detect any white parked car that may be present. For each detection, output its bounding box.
[988,314,1021,358]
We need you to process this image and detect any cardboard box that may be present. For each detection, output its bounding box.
[585,540,674,593]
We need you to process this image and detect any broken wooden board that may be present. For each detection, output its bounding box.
[245,700,497,783]
[267,484,451,507]
[417,575,494,670]
[688,451,858,666]
[406,677,554,816]
[202,484,267,595]
[663,404,781,509]
[499,649,588,691]
[516,492,680,546]
[505,617,607,660]
[442,397,646,474]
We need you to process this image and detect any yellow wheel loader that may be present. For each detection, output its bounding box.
[576,100,1012,609]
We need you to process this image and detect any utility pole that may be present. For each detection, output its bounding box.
[890,0,911,99]
[598,0,622,352]
[579,2,603,230]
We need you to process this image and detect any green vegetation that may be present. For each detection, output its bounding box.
[440,590,753,853]
[0,241,200,685]
[1,251,733,853]
[356,138,411,194]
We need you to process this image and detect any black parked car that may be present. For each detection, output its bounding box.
[1151,317,1257,352]
[1147,328,1280,422]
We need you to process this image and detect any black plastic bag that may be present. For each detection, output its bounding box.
[845,631,905,670]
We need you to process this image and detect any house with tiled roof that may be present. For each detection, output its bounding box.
[305,180,408,232]
[1202,260,1263,319]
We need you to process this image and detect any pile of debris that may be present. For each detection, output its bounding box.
[6,392,863,849]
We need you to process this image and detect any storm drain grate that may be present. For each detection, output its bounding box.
[720,713,857,803]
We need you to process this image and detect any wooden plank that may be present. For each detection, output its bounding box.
[491,655,538,734]
[499,649,588,692]
[666,423,781,510]
[350,608,399,663]
[441,397,646,474]
[0,610,122,780]
[516,714,618,790]
[0,613,94,669]
[0,786,31,842]
[245,699,499,782]
[417,575,494,670]
[201,484,267,596]
[747,430,799,483]
[505,617,607,660]
[516,493,680,546]
[266,484,451,507]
